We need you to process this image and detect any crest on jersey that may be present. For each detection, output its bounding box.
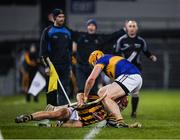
[134,44,141,48]
[121,44,130,50]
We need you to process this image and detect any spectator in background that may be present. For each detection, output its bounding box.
[39,8,73,106]
[19,44,39,102]
[114,20,157,118]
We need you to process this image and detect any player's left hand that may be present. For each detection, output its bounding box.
[150,55,157,62]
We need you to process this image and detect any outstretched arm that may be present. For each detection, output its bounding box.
[83,65,102,102]
[98,28,126,53]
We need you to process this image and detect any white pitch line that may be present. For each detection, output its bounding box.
[0,130,4,140]
[84,120,106,140]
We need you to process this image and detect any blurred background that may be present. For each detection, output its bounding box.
[0,0,180,96]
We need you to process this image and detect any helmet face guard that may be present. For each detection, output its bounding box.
[88,50,104,66]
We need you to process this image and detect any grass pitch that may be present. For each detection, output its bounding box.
[0,90,180,139]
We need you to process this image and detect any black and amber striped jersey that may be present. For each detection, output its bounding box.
[76,95,107,126]
[76,95,128,126]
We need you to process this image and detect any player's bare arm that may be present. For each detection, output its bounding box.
[83,65,102,102]
[61,120,83,128]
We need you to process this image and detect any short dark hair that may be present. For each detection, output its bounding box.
[52,8,64,19]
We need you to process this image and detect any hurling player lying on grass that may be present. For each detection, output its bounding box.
[15,94,141,128]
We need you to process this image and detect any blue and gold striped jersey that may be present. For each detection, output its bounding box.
[96,54,141,79]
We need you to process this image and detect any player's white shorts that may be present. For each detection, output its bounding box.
[68,107,79,121]
[114,74,142,96]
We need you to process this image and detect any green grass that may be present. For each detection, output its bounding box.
[0,90,180,139]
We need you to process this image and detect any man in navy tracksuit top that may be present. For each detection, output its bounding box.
[39,9,72,106]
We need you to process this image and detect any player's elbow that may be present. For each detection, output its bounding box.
[74,121,83,128]
[62,120,83,128]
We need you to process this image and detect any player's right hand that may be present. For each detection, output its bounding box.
[150,55,157,62]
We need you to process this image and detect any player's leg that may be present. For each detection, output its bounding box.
[57,65,70,106]
[15,106,70,123]
[104,74,142,128]
[127,74,142,118]
[98,82,126,124]
[46,74,58,106]
[131,92,139,118]
[106,95,129,128]
[32,107,70,121]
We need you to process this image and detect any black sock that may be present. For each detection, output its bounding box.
[23,114,33,122]
[26,115,33,121]
[131,97,139,114]
[29,115,33,120]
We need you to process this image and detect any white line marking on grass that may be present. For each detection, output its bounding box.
[0,130,4,140]
[84,120,106,140]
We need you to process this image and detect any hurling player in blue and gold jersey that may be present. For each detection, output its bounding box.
[78,50,142,128]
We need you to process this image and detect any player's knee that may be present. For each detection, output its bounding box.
[97,87,106,97]
[57,108,70,120]
[47,108,68,120]
[48,111,58,118]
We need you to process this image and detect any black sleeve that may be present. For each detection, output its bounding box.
[67,27,83,42]
[99,29,126,53]
[113,36,124,56]
[141,37,152,58]
[100,29,126,45]
[39,27,50,67]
